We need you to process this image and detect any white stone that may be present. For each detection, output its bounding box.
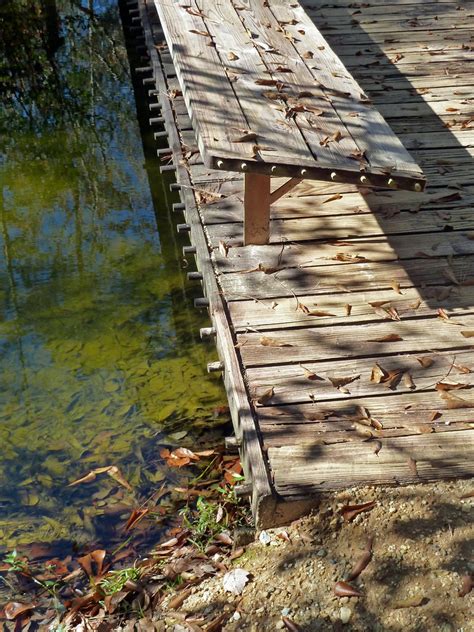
[340,607,352,624]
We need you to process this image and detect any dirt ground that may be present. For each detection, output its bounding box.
[152,479,473,632]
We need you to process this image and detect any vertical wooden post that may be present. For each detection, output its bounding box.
[244,173,271,245]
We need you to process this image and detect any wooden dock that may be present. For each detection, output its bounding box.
[129,0,474,526]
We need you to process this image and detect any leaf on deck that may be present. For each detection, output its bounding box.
[259,336,293,347]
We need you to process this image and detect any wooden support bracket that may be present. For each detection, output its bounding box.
[244,175,303,245]
[270,177,302,204]
[244,173,270,246]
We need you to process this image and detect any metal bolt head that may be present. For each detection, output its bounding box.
[414,182,422,192]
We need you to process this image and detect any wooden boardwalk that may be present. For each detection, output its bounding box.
[131,0,474,526]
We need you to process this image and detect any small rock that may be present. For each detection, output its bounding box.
[340,607,352,624]
[281,607,291,616]
[233,527,256,547]
[317,548,327,557]
[259,530,272,546]
[232,611,241,622]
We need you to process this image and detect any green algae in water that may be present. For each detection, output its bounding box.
[0,0,226,552]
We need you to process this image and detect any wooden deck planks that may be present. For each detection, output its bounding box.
[154,0,425,189]
[143,0,474,523]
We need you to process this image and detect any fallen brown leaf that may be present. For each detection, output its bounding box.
[439,391,473,409]
[300,364,324,381]
[454,362,472,374]
[435,381,469,391]
[407,457,418,476]
[393,594,428,609]
[328,375,360,389]
[347,537,373,581]
[260,336,293,347]
[256,386,274,406]
[168,588,192,610]
[371,363,388,384]
[333,581,362,597]
[459,573,473,597]
[282,617,302,631]
[417,356,434,368]
[4,602,35,621]
[390,279,403,294]
[403,372,416,390]
[370,333,403,342]
[340,500,376,522]
[124,508,149,531]
[322,193,343,204]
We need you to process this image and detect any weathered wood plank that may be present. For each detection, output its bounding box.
[153,0,251,163]
[228,285,474,330]
[155,0,425,189]
[203,183,474,224]
[257,389,474,425]
[221,255,474,302]
[208,207,474,247]
[247,349,474,405]
[215,232,474,273]
[262,421,473,449]
[237,311,474,366]
[233,0,372,173]
[142,0,275,521]
[268,429,474,493]
[268,0,424,179]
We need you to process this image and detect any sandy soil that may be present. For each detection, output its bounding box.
[153,480,473,632]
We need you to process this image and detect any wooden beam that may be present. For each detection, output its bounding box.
[270,177,303,204]
[244,173,271,245]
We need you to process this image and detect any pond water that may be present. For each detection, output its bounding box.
[0,0,227,555]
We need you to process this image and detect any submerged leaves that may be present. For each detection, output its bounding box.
[68,465,132,491]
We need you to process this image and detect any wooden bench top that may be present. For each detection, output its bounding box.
[154,0,425,192]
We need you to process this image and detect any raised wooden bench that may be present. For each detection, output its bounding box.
[154,0,426,245]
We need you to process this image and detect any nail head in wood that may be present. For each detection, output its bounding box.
[217,160,224,168]
[300,168,307,176]
[330,171,338,181]
[360,175,368,184]
[414,182,422,192]
[187,271,203,281]
[234,483,252,498]
[207,360,223,373]
[225,436,241,453]
[271,166,277,174]
[387,178,396,188]
[195,297,210,309]
[200,327,216,339]
[241,162,247,171]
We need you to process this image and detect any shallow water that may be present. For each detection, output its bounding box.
[0,0,226,553]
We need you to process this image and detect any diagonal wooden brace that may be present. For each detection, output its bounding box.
[244,175,302,245]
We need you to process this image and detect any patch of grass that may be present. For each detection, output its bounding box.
[99,565,142,595]
[180,496,227,549]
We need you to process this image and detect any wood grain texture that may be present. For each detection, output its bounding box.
[153,0,425,189]
[147,0,474,514]
[269,429,474,493]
